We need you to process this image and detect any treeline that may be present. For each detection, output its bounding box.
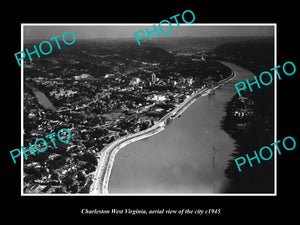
[216,38,275,193]
[221,85,274,193]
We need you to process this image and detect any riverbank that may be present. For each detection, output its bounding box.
[90,67,235,194]
[213,38,275,193]
[221,75,274,193]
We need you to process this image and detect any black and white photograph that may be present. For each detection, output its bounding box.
[3,4,298,220]
[21,24,275,195]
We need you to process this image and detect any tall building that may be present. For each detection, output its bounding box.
[151,73,157,83]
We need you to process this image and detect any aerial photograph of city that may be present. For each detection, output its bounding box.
[22,24,275,195]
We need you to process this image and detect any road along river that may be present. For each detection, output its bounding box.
[91,61,253,194]
[89,83,219,194]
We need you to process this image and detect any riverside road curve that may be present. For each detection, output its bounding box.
[89,68,236,194]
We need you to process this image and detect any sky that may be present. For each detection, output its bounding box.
[23,24,274,41]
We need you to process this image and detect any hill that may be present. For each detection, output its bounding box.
[118,46,175,62]
[213,37,274,72]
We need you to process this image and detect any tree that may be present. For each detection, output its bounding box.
[54,187,67,193]
[81,153,97,165]
[77,171,86,184]
[62,174,74,189]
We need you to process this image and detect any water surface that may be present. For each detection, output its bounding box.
[109,62,253,194]
[33,90,55,110]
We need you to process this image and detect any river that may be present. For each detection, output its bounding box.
[26,82,55,110]
[108,62,254,194]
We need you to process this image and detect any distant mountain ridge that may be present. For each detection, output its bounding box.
[117,46,175,62]
[213,37,274,67]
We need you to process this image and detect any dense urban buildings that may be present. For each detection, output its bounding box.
[23,40,232,193]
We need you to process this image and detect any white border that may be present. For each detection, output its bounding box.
[274,24,277,195]
[21,23,277,196]
[21,24,24,195]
